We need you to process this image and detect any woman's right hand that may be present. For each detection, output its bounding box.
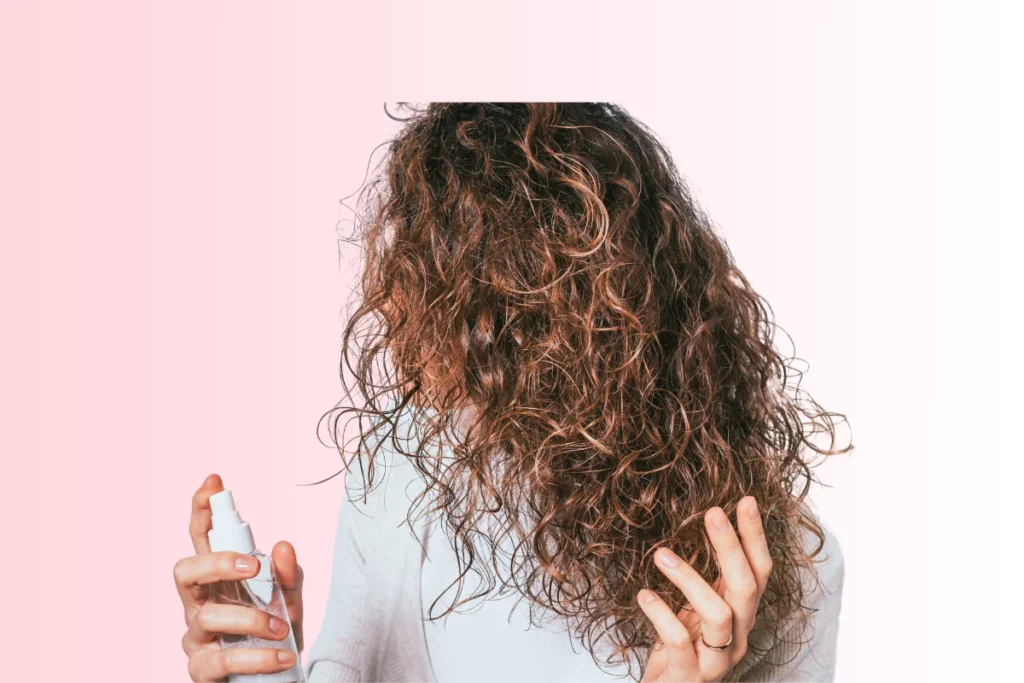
[174,474,305,682]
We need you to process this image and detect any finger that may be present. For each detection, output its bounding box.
[173,552,261,610]
[189,646,297,682]
[653,547,733,673]
[272,541,303,597]
[705,506,759,637]
[736,496,773,599]
[272,540,304,649]
[190,474,224,554]
[636,589,699,680]
[186,602,292,647]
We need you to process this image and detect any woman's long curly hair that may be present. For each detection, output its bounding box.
[320,102,852,680]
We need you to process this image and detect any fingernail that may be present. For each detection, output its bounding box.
[709,508,730,531]
[236,556,258,573]
[656,548,681,568]
[269,616,289,636]
[277,649,296,664]
[640,589,658,604]
[746,499,759,520]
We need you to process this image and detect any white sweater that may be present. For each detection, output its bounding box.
[303,429,844,683]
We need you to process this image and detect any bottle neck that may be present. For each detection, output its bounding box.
[208,520,256,554]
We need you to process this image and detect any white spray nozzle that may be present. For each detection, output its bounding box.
[210,489,243,527]
[207,489,256,554]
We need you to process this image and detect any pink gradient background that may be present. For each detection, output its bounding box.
[3,1,1007,681]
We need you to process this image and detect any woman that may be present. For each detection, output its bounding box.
[173,103,851,682]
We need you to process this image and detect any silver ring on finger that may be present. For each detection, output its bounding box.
[700,632,733,651]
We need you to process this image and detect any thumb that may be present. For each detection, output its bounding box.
[272,540,303,592]
[271,540,304,651]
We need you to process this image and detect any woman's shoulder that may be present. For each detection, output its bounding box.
[802,510,845,606]
[340,423,435,538]
[771,506,845,635]
[725,507,845,681]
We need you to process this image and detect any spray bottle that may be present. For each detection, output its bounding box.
[207,489,305,683]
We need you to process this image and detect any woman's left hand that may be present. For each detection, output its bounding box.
[637,496,773,682]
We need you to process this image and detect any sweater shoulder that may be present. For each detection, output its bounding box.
[724,510,845,681]
[808,514,845,606]
[340,416,435,544]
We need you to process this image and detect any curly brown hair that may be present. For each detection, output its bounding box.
[319,102,852,680]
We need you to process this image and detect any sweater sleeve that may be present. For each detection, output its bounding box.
[303,482,380,683]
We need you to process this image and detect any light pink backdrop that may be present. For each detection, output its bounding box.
[3,1,1002,681]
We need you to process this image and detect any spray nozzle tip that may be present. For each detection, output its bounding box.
[209,489,239,520]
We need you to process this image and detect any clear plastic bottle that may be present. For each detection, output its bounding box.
[207,490,305,683]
